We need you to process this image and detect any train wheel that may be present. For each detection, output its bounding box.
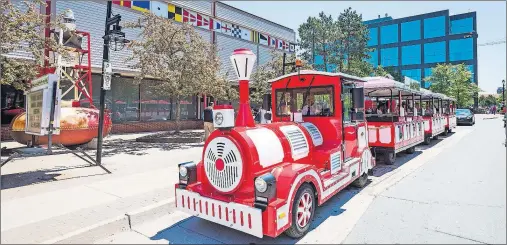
[285,184,315,239]
[424,136,431,145]
[443,129,449,136]
[352,172,368,188]
[405,146,415,154]
[383,152,396,165]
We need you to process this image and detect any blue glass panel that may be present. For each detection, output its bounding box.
[367,49,378,67]
[401,69,422,82]
[424,41,446,63]
[381,24,399,44]
[423,68,433,88]
[401,20,421,42]
[401,44,421,65]
[467,65,475,82]
[381,47,398,67]
[451,18,474,34]
[368,28,378,46]
[450,38,474,61]
[424,16,445,38]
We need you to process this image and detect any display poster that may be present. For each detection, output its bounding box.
[25,74,61,136]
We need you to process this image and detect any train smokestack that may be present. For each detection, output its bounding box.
[230,48,256,127]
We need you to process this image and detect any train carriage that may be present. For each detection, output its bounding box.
[439,94,457,134]
[175,49,375,239]
[363,77,425,165]
[419,89,447,144]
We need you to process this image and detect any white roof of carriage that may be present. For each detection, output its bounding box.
[363,76,422,96]
[267,70,367,83]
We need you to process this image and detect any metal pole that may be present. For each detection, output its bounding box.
[96,1,112,164]
[312,28,315,65]
[282,52,286,75]
[47,80,57,153]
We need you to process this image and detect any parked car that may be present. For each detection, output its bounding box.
[456,108,475,126]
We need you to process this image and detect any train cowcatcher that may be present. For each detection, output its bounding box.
[175,49,376,238]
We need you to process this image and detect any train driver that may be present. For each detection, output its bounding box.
[302,94,320,116]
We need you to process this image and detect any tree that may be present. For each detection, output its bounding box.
[298,12,340,72]
[426,63,481,107]
[479,94,498,107]
[127,13,233,132]
[250,50,312,105]
[1,0,68,90]
[342,59,373,77]
[383,66,404,82]
[336,7,370,72]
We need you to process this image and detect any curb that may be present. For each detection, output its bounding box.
[41,198,176,244]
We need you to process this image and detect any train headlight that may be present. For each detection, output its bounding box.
[254,178,268,193]
[254,173,276,211]
[178,161,197,188]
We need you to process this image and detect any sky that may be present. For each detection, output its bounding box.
[224,1,507,93]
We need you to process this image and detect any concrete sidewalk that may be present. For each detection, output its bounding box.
[1,130,204,244]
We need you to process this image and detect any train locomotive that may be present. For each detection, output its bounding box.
[175,49,376,238]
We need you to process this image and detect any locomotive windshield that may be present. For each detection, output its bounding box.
[275,85,334,117]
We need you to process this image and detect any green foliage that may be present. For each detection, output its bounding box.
[1,0,69,90]
[426,63,481,107]
[383,67,404,82]
[250,49,312,104]
[127,13,234,131]
[479,94,498,107]
[297,8,372,75]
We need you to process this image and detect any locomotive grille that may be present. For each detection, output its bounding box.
[301,122,323,146]
[204,137,243,193]
[280,125,309,160]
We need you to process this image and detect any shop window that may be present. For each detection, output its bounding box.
[140,81,172,121]
[110,77,140,123]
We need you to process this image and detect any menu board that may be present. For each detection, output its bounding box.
[26,90,44,134]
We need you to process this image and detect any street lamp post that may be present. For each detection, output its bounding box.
[96,1,129,165]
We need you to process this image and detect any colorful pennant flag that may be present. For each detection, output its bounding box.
[151,1,168,18]
[168,4,182,22]
[252,31,259,43]
[239,26,251,40]
[269,36,277,48]
[132,1,149,13]
[259,33,268,45]
[221,22,232,35]
[209,18,222,30]
[289,43,296,52]
[183,9,197,26]
[196,14,210,29]
[113,1,131,7]
[231,24,242,38]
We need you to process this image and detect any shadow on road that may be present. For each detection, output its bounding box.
[148,183,371,244]
[100,138,204,157]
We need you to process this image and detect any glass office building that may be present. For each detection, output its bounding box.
[363,10,478,90]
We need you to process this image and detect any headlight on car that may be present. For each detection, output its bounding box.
[467,116,472,119]
[178,161,197,187]
[254,173,276,211]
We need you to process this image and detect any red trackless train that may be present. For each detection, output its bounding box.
[419,89,448,144]
[175,68,376,238]
[363,77,426,165]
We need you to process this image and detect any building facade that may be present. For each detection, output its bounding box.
[2,1,296,138]
[364,10,478,89]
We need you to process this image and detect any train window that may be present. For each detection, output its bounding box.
[342,86,353,122]
[275,86,334,117]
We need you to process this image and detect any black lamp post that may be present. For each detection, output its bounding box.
[96,1,129,165]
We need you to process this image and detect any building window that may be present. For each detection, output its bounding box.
[401,20,421,42]
[140,81,171,121]
[313,55,336,72]
[449,38,474,61]
[423,67,434,88]
[451,18,474,35]
[368,49,378,67]
[467,65,475,83]
[402,69,422,82]
[172,96,197,120]
[424,41,446,63]
[424,16,445,39]
[381,47,398,67]
[368,27,378,46]
[381,24,399,44]
[401,44,421,65]
[110,77,140,123]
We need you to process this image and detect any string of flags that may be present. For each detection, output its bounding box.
[113,1,296,52]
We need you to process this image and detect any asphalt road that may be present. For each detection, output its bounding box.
[94,115,506,244]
